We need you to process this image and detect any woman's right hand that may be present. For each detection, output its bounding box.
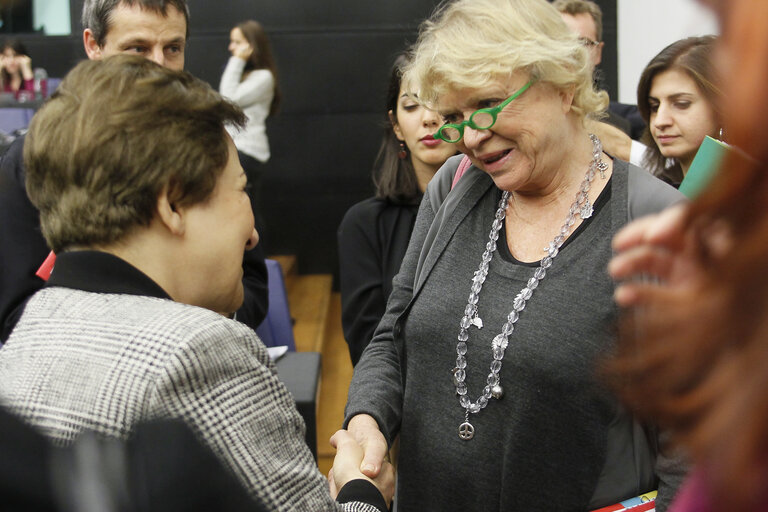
[232,43,253,62]
[346,414,389,478]
[329,429,395,506]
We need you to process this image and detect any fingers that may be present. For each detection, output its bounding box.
[608,244,677,283]
[327,468,338,498]
[346,414,388,477]
[612,204,688,253]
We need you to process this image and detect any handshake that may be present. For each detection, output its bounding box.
[328,415,396,509]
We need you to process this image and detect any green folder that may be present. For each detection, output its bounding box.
[678,135,730,199]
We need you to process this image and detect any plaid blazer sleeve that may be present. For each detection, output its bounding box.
[147,317,382,512]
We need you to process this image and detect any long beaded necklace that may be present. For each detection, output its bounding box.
[453,134,607,440]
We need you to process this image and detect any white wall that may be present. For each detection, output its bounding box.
[617,0,719,104]
[34,0,72,36]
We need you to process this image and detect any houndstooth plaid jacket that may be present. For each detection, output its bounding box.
[0,253,383,512]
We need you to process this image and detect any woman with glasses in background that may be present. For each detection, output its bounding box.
[338,53,456,366]
[343,0,687,510]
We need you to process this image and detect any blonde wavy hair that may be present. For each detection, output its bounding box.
[403,0,607,120]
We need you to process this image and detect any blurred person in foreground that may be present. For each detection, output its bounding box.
[0,55,393,512]
[608,1,768,511]
[343,0,685,509]
[0,0,268,345]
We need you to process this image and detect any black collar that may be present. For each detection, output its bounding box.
[47,250,171,300]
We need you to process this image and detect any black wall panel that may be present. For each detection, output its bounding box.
[13,0,618,279]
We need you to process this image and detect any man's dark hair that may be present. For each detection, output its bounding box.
[81,0,190,47]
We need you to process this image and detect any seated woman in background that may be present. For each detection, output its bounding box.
[0,55,393,512]
[0,38,34,99]
[338,53,456,365]
[637,36,721,186]
[219,20,280,232]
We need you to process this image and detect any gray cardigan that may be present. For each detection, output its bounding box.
[346,156,685,510]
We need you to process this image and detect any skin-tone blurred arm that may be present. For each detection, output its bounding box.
[18,55,33,80]
[346,414,389,478]
[329,429,395,507]
[586,119,633,162]
[608,204,696,306]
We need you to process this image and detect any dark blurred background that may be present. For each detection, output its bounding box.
[2,0,618,280]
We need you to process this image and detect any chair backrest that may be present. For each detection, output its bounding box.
[46,78,62,97]
[254,259,296,351]
[0,108,34,134]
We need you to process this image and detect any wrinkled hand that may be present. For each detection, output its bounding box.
[609,204,706,307]
[346,414,389,478]
[329,429,395,506]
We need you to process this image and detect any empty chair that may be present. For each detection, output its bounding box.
[0,108,34,134]
[254,258,296,351]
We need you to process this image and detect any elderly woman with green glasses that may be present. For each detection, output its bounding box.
[343,0,687,510]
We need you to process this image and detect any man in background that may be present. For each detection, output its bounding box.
[554,0,647,163]
[0,0,268,343]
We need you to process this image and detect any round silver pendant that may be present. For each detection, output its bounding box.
[458,421,475,440]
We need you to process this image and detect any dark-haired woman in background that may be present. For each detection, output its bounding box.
[338,54,456,365]
[219,20,280,230]
[637,36,721,186]
[0,38,34,99]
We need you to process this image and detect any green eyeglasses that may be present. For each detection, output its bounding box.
[433,80,534,143]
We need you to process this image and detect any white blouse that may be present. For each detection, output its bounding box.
[219,56,274,163]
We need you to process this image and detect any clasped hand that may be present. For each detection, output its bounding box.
[329,419,394,507]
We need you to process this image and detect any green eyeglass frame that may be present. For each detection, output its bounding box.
[433,80,534,143]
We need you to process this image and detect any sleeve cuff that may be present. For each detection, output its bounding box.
[336,479,388,511]
[629,140,648,167]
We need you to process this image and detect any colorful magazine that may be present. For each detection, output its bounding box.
[591,490,657,512]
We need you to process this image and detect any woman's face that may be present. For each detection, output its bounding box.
[180,136,259,314]
[1,48,20,74]
[391,87,455,174]
[437,73,574,193]
[228,28,252,58]
[649,68,719,170]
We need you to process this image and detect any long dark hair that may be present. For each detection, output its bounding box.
[636,35,721,184]
[1,38,30,88]
[235,20,281,116]
[372,53,421,204]
[611,5,768,510]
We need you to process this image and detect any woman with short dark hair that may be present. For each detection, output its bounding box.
[0,55,393,512]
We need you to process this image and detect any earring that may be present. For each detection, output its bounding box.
[398,142,407,160]
[718,127,725,140]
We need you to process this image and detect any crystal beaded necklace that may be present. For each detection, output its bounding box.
[453,134,607,440]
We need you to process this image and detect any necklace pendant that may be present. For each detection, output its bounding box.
[598,160,608,179]
[471,315,483,329]
[580,199,594,219]
[458,421,475,440]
